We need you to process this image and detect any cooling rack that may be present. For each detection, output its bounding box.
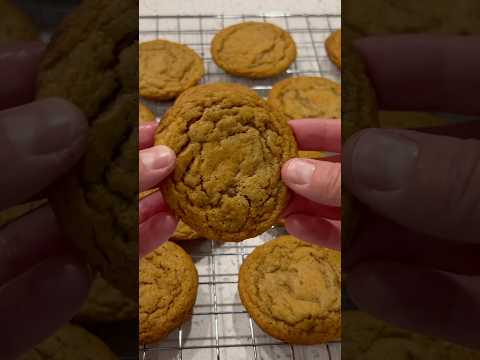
[139,14,341,360]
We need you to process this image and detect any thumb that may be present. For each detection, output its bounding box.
[344,128,480,243]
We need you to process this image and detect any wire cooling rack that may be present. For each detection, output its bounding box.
[139,14,341,360]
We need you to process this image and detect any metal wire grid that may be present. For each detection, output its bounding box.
[139,14,341,360]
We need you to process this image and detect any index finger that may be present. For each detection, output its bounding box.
[289,119,341,153]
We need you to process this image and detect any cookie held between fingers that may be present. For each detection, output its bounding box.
[239,235,341,344]
[139,242,198,344]
[155,83,298,242]
[325,29,341,69]
[268,76,341,120]
[139,102,156,124]
[211,22,297,78]
[140,40,204,100]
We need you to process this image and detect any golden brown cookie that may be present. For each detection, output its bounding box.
[74,275,136,323]
[298,150,326,159]
[155,83,297,242]
[139,102,156,124]
[268,76,341,120]
[19,324,117,360]
[140,40,204,101]
[170,220,203,242]
[139,241,198,344]
[325,29,341,68]
[37,0,138,298]
[239,235,341,344]
[211,22,297,79]
[0,0,39,44]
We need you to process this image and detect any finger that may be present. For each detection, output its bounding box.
[289,119,341,152]
[284,214,340,250]
[0,205,66,284]
[139,190,170,224]
[0,255,90,360]
[139,145,176,192]
[139,122,157,150]
[355,35,480,115]
[0,98,88,210]
[0,42,45,110]
[282,194,340,220]
[282,158,341,207]
[347,261,480,349]
[343,128,480,243]
[139,212,177,258]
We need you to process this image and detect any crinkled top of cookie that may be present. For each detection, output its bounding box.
[240,235,341,344]
[155,83,297,242]
[139,39,204,100]
[268,76,341,120]
[211,22,297,78]
[139,242,198,344]
[36,0,138,298]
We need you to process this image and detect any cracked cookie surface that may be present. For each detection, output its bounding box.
[211,22,296,78]
[139,241,198,344]
[37,0,138,298]
[325,29,341,69]
[239,235,341,344]
[140,40,204,100]
[268,76,341,120]
[19,324,117,360]
[155,83,297,242]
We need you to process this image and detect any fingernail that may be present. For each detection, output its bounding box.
[284,159,316,185]
[142,145,175,170]
[352,130,418,191]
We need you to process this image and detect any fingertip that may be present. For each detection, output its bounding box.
[139,212,178,258]
[285,214,341,250]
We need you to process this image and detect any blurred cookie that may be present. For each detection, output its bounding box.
[325,29,341,68]
[0,0,39,44]
[239,235,341,344]
[268,76,341,120]
[211,22,296,78]
[379,111,449,129]
[139,241,198,344]
[140,40,204,100]
[298,150,326,159]
[155,83,297,242]
[0,199,47,227]
[139,102,156,124]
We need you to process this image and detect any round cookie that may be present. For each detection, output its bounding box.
[211,22,297,78]
[140,40,204,101]
[139,102,156,124]
[19,324,117,360]
[155,83,298,242]
[37,0,138,298]
[140,241,198,344]
[74,275,137,323]
[268,76,341,120]
[325,29,341,68]
[239,235,341,344]
[0,0,39,44]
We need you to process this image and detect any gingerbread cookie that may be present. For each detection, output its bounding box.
[268,76,341,120]
[155,83,297,242]
[140,40,204,101]
[139,241,198,344]
[211,22,296,78]
[0,0,39,44]
[325,29,341,68]
[239,235,340,344]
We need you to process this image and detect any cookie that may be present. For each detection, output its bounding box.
[19,324,117,360]
[299,150,326,159]
[379,111,449,129]
[139,241,198,344]
[239,235,341,344]
[170,220,203,241]
[74,275,136,323]
[37,0,138,298]
[325,29,341,68]
[0,199,47,227]
[155,83,297,242]
[211,22,296,78]
[140,40,204,101]
[139,102,156,124]
[268,76,341,120]
[0,0,39,44]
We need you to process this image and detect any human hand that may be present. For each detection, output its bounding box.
[139,122,177,258]
[0,42,90,360]
[281,119,341,250]
[344,35,480,348]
